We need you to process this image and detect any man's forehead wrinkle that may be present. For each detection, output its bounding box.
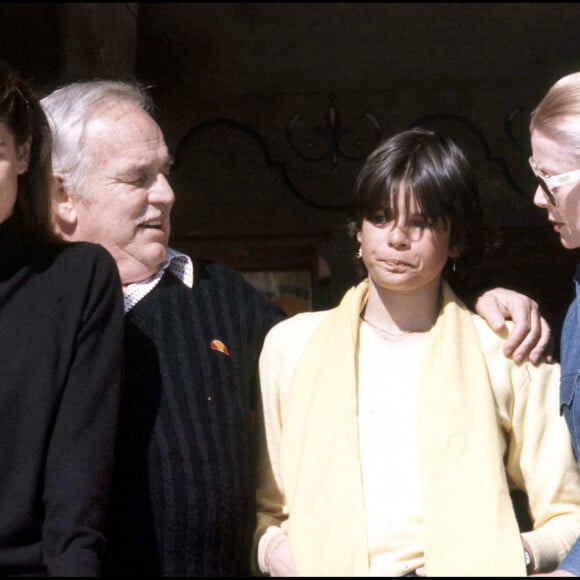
[83,119,168,168]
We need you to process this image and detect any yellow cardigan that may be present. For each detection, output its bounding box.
[255,281,580,576]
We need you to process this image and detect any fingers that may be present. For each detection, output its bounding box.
[475,288,553,364]
[265,533,298,577]
[474,291,508,331]
[502,305,538,364]
[506,312,553,365]
[528,317,553,365]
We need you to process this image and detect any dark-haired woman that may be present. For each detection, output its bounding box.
[0,62,123,576]
[254,128,580,577]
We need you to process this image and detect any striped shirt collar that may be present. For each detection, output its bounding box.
[123,247,194,314]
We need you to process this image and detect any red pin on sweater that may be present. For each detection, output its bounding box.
[210,339,230,356]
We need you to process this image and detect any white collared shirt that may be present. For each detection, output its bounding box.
[123,247,194,314]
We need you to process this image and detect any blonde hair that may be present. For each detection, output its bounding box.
[530,72,580,153]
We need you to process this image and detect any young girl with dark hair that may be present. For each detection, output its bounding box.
[254,127,580,577]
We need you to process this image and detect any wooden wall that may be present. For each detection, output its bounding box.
[2,2,579,355]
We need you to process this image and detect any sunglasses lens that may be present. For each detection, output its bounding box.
[536,177,556,205]
[529,159,558,205]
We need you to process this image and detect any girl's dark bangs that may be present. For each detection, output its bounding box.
[406,164,451,223]
[363,173,403,217]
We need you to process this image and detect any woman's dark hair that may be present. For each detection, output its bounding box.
[0,61,59,243]
[347,127,490,281]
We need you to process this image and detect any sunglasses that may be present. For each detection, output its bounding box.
[529,157,580,206]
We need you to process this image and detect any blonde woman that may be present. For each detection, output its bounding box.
[528,71,580,577]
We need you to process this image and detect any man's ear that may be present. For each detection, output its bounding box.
[52,173,78,238]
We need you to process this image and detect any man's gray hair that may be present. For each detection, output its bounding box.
[40,80,153,200]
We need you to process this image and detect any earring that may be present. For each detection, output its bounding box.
[356,247,362,259]
[452,258,457,272]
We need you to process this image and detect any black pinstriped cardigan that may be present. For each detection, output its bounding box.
[103,259,286,577]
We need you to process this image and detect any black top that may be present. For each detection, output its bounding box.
[0,218,124,576]
[104,260,285,577]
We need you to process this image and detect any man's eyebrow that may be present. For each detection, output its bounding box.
[122,159,155,170]
[118,163,147,175]
[119,158,173,174]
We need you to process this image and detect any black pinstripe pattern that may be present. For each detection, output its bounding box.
[103,260,285,577]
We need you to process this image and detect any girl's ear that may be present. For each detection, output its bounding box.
[448,245,460,259]
[356,230,362,244]
[16,138,31,175]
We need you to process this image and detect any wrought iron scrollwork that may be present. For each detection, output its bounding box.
[286,95,382,168]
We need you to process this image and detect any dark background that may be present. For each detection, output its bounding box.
[3,2,580,357]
